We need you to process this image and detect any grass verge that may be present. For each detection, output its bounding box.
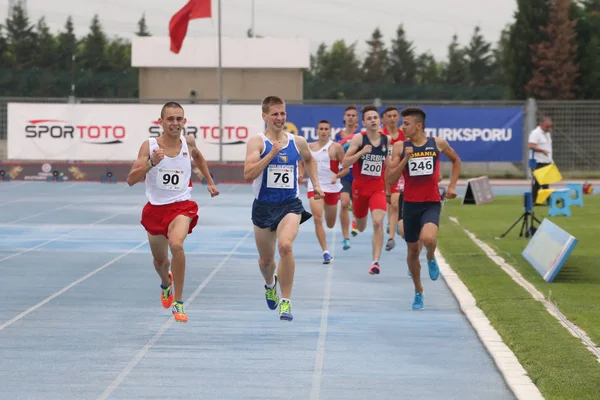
[437,197,600,399]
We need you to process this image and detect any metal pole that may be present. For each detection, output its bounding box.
[251,0,255,37]
[218,0,223,162]
[524,98,537,179]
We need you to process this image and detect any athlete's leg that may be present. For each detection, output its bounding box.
[367,191,387,274]
[147,233,170,286]
[167,215,192,302]
[253,224,279,311]
[404,201,425,309]
[370,208,386,263]
[420,202,442,281]
[340,191,351,240]
[253,225,277,286]
[388,193,400,240]
[420,223,439,262]
[275,213,302,300]
[147,232,174,308]
[351,187,368,232]
[309,196,327,252]
[407,241,423,293]
[165,214,192,322]
[386,192,400,251]
[323,193,339,229]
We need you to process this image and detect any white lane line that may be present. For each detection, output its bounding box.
[0,240,148,332]
[310,227,336,400]
[97,229,253,400]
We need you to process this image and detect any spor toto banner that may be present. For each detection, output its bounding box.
[7,103,264,161]
[284,105,524,162]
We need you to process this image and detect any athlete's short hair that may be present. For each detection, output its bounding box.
[381,107,398,117]
[161,102,184,118]
[344,105,357,113]
[361,105,379,119]
[318,120,331,126]
[400,107,426,126]
[262,96,285,114]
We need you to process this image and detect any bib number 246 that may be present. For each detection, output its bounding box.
[408,156,434,176]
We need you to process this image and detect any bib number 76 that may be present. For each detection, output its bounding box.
[267,166,294,189]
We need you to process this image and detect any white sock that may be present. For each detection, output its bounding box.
[280,298,291,304]
[266,276,276,289]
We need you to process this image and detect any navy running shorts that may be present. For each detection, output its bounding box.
[402,201,441,243]
[341,179,352,194]
[396,191,404,220]
[252,197,312,231]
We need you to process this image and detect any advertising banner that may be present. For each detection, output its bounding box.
[284,105,524,162]
[7,103,264,162]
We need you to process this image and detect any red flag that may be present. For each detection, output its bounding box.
[169,0,212,54]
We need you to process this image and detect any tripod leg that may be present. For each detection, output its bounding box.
[501,213,525,238]
[520,212,530,237]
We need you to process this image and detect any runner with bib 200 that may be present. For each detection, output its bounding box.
[386,107,461,310]
[342,105,391,275]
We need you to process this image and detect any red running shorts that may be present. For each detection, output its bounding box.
[141,200,199,238]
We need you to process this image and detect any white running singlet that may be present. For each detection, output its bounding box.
[307,140,343,193]
[145,137,193,205]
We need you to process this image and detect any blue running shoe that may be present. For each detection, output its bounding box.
[342,238,351,250]
[264,275,279,310]
[279,300,293,321]
[428,258,440,281]
[323,252,333,264]
[412,292,424,310]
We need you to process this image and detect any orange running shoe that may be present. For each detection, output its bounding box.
[171,301,188,323]
[161,271,174,309]
[351,219,359,237]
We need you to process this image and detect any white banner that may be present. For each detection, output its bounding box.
[7,103,264,161]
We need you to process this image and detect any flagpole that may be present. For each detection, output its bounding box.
[217,0,223,163]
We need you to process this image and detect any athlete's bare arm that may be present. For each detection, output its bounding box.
[243,135,280,181]
[127,141,155,186]
[435,137,461,199]
[185,135,219,197]
[296,136,323,198]
[384,139,393,168]
[342,134,370,168]
[385,141,406,184]
[331,142,349,179]
[297,160,306,184]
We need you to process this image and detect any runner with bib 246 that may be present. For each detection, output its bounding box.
[385,107,461,310]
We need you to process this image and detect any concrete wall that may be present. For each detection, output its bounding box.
[139,68,303,101]
[132,37,309,101]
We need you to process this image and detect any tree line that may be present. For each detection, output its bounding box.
[0,0,599,100]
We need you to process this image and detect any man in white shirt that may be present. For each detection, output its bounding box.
[528,117,553,203]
